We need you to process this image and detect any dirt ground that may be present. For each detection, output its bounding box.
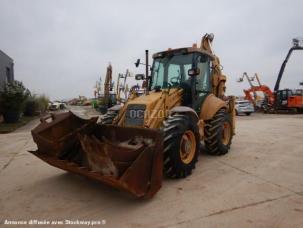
[1,108,303,227]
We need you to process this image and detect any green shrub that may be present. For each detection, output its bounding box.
[24,94,50,116]
[36,94,49,113]
[0,81,30,122]
[24,95,39,116]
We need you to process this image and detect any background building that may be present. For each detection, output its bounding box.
[0,50,14,88]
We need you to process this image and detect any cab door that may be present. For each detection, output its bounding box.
[191,54,211,113]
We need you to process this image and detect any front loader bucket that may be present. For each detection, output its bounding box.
[30,112,163,199]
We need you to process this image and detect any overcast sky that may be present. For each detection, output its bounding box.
[0,0,302,100]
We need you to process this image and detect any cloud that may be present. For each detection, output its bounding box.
[0,0,302,100]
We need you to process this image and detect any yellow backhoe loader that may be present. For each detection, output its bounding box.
[30,33,235,198]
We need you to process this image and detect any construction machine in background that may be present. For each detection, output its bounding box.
[270,37,303,113]
[98,64,117,113]
[273,88,303,113]
[115,69,133,104]
[237,72,274,110]
[239,37,303,113]
[116,73,123,103]
[237,72,258,104]
[104,64,112,99]
[30,33,235,198]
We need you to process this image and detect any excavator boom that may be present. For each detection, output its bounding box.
[274,45,303,92]
[104,64,112,97]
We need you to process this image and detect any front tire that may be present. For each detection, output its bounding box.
[204,109,233,156]
[99,111,118,124]
[161,114,199,178]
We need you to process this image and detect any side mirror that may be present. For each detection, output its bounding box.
[135,74,145,80]
[188,68,200,76]
[135,59,141,67]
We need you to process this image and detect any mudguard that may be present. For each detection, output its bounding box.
[200,94,226,120]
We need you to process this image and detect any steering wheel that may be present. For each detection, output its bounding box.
[170,76,180,86]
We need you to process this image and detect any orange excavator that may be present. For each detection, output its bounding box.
[271,38,303,113]
[237,72,274,109]
[241,38,303,113]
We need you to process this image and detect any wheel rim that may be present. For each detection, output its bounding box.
[180,130,196,164]
[222,121,231,145]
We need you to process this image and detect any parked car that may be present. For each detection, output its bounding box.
[49,102,66,111]
[235,100,255,116]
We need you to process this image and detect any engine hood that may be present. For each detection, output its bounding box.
[127,91,163,106]
[120,88,183,128]
[127,88,182,108]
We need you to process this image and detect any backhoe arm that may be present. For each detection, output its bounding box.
[201,33,222,76]
[201,33,226,98]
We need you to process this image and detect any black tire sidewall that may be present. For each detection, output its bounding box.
[163,114,200,178]
[100,111,117,125]
[205,109,233,156]
[172,116,199,169]
[216,113,232,154]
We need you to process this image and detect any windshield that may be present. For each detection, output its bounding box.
[151,53,210,91]
[151,53,193,89]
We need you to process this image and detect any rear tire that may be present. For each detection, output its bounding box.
[161,114,199,178]
[204,109,233,156]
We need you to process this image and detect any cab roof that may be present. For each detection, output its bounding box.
[152,47,215,60]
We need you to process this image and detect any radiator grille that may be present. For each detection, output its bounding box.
[124,104,146,126]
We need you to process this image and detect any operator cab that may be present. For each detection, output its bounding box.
[150,48,213,111]
[275,89,294,108]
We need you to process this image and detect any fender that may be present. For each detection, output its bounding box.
[170,106,199,123]
[200,94,226,120]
